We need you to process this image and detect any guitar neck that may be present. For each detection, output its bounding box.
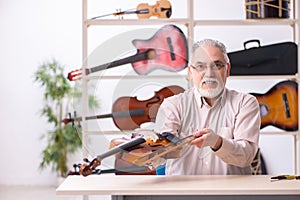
[65,108,145,124]
[87,49,155,75]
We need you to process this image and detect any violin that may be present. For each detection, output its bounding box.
[135,0,172,19]
[63,85,185,130]
[78,130,182,176]
[67,24,188,81]
[90,0,172,20]
[111,132,183,175]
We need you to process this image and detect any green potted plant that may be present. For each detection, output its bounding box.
[34,59,98,177]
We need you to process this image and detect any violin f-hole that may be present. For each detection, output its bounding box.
[146,96,161,107]
[146,96,161,120]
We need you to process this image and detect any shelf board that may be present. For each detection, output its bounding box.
[80,73,298,81]
[85,18,298,27]
[260,131,299,136]
[86,130,140,135]
[85,18,189,26]
[85,130,300,136]
[228,75,298,79]
[194,19,298,26]
[86,74,187,81]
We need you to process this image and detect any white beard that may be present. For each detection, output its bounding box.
[198,77,224,98]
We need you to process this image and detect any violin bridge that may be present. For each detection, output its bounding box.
[133,135,194,167]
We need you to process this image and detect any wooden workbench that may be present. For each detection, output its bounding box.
[56,175,300,200]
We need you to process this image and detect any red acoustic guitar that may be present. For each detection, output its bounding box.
[68,24,188,81]
[250,80,298,131]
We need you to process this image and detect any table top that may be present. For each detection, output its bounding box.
[56,175,300,196]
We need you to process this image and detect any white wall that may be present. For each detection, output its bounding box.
[0,0,82,185]
[0,0,297,186]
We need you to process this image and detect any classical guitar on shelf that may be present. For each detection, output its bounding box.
[67,24,188,81]
[250,80,298,131]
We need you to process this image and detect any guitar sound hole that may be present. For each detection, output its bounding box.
[259,104,269,117]
[282,93,291,118]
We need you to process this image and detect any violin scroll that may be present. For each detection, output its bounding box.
[79,158,101,177]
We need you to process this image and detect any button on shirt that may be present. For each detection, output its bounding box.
[154,87,260,175]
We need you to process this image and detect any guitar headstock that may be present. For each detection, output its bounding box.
[62,118,73,125]
[67,69,83,81]
[62,112,81,128]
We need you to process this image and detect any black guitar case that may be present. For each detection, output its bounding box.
[228,40,297,75]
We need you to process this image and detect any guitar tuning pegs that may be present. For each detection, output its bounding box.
[68,112,74,127]
[74,111,81,128]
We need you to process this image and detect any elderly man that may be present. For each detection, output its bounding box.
[154,39,261,175]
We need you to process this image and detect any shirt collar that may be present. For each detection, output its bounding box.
[193,87,226,108]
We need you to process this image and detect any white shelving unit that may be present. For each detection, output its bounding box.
[79,0,300,174]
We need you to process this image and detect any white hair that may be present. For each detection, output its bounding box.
[192,39,230,63]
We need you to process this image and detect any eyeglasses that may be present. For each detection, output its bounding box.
[190,62,227,72]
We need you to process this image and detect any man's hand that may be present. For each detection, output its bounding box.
[190,128,223,151]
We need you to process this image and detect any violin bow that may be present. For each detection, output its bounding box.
[133,135,194,167]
